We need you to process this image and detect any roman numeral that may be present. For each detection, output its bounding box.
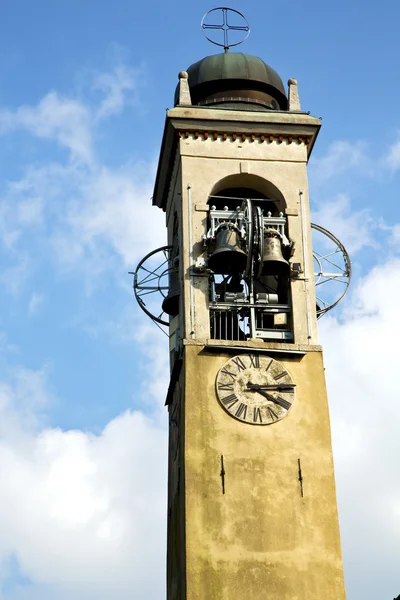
[275,395,292,410]
[274,370,288,381]
[235,403,248,419]
[221,394,239,409]
[218,382,234,391]
[249,354,260,368]
[221,367,236,381]
[232,357,246,371]
[268,407,279,421]
[265,359,273,372]
[253,407,263,423]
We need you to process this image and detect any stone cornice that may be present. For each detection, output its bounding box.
[177,130,311,146]
[153,108,321,211]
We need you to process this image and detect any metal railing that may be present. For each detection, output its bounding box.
[209,305,293,342]
[210,308,249,341]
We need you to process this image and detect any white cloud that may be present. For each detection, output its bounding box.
[0,195,41,252]
[133,322,170,414]
[384,133,400,170]
[320,257,400,599]
[0,63,140,166]
[311,192,377,254]
[0,93,93,164]
[15,197,44,226]
[28,293,44,316]
[80,305,169,417]
[0,177,45,293]
[0,367,52,440]
[0,65,165,292]
[93,65,140,120]
[0,332,17,356]
[0,62,169,597]
[0,255,32,296]
[56,161,164,268]
[308,141,391,262]
[310,140,370,185]
[0,365,167,600]
[10,159,165,290]
[390,223,400,249]
[0,158,165,290]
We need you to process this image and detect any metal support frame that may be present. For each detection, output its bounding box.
[206,198,293,342]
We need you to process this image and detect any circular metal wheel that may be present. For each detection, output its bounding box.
[311,223,352,318]
[132,245,174,326]
[201,7,250,50]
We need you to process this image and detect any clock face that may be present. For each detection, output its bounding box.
[216,354,295,425]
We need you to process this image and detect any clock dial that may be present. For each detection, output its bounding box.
[216,354,295,425]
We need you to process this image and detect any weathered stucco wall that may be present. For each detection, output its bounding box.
[181,344,346,600]
[161,105,345,600]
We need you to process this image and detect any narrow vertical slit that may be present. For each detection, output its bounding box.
[220,455,226,495]
[298,458,304,497]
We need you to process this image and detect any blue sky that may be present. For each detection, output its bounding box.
[0,1,400,598]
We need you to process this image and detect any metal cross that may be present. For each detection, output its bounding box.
[201,7,250,51]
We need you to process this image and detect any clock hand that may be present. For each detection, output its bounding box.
[247,385,292,410]
[247,383,296,392]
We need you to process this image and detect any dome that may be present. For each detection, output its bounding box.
[175,52,287,111]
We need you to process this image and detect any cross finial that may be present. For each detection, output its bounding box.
[201,7,250,52]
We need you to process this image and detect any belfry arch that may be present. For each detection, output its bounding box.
[209,173,286,215]
[204,173,292,342]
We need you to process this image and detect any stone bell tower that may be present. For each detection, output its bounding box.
[145,12,347,600]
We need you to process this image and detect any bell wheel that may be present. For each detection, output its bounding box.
[132,245,174,326]
[311,223,352,318]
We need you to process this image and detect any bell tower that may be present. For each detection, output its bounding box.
[134,9,349,600]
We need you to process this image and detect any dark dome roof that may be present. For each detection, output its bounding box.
[175,52,287,111]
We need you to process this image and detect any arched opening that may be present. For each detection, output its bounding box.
[204,175,293,342]
[209,174,286,214]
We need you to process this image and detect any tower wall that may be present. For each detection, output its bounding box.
[180,343,345,600]
[158,105,346,599]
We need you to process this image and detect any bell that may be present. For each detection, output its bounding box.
[208,227,247,275]
[261,235,290,276]
[162,266,180,317]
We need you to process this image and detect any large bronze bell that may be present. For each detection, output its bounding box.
[261,235,290,276]
[162,266,180,317]
[208,226,247,275]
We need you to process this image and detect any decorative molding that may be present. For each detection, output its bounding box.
[177,130,310,146]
